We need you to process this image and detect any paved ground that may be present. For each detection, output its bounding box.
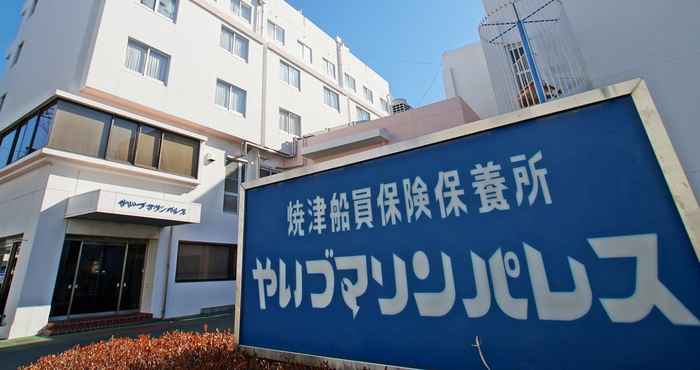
[0,313,234,369]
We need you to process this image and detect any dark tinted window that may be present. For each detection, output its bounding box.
[31,104,56,151]
[175,243,236,282]
[0,129,17,167]
[49,101,110,157]
[11,116,38,162]
[160,132,198,177]
[134,126,161,168]
[106,118,138,163]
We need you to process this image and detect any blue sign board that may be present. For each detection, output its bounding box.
[239,94,700,369]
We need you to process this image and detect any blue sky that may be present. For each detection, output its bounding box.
[285,0,485,105]
[0,0,484,106]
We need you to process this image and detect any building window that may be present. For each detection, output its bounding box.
[29,0,39,16]
[175,242,236,282]
[230,0,252,23]
[160,132,199,177]
[363,86,374,104]
[380,97,389,113]
[11,42,23,67]
[323,87,340,112]
[0,94,5,112]
[50,102,111,158]
[356,107,370,122]
[0,100,198,175]
[344,73,356,93]
[0,129,17,167]
[140,0,178,21]
[106,118,138,163]
[31,105,56,151]
[0,103,56,168]
[259,167,276,178]
[36,99,198,176]
[215,79,247,116]
[125,39,170,84]
[11,115,38,162]
[220,26,249,61]
[323,58,336,81]
[106,116,198,177]
[224,157,245,213]
[279,108,301,137]
[267,20,285,45]
[134,126,162,169]
[298,41,312,64]
[279,60,300,90]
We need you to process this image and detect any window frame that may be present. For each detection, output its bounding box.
[344,73,357,93]
[105,117,139,165]
[0,98,200,177]
[230,0,252,23]
[267,20,285,45]
[215,79,247,116]
[323,58,337,81]
[29,0,39,17]
[298,41,313,64]
[11,42,24,68]
[380,97,389,113]
[139,0,179,22]
[125,38,171,85]
[0,102,56,168]
[356,106,371,122]
[132,124,163,170]
[224,156,246,214]
[220,25,249,62]
[259,166,278,178]
[363,86,374,104]
[279,59,301,90]
[323,86,340,112]
[175,241,237,283]
[279,108,301,137]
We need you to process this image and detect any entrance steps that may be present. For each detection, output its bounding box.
[40,313,154,336]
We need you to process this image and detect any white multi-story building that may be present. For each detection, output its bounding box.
[443,0,700,199]
[0,0,391,339]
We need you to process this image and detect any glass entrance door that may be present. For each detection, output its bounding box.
[70,242,125,315]
[119,243,146,311]
[50,238,147,319]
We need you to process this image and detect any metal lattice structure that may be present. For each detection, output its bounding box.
[479,0,591,114]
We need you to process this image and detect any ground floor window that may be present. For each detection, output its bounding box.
[0,236,21,323]
[175,242,236,282]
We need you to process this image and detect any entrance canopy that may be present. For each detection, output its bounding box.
[65,190,201,226]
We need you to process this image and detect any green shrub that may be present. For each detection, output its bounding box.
[22,331,328,370]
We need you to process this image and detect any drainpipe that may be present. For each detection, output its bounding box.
[160,226,174,319]
[335,37,353,123]
[259,0,268,147]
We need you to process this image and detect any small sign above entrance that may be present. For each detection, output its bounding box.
[65,190,201,226]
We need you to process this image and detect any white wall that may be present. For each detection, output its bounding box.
[442,43,497,119]
[83,0,391,152]
[261,0,390,148]
[446,0,700,198]
[162,135,240,318]
[0,166,49,339]
[86,0,264,144]
[0,0,102,129]
[0,130,243,337]
[560,0,700,198]
[0,0,394,338]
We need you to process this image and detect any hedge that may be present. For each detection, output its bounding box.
[21,331,329,370]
